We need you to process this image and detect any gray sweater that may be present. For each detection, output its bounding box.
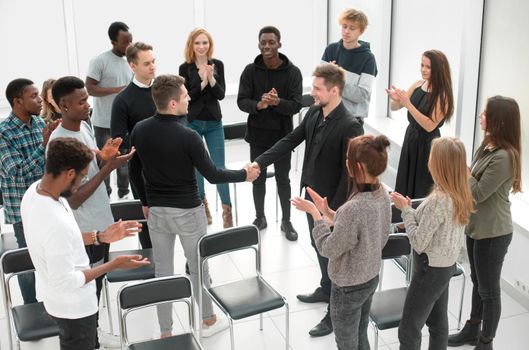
[312,187,390,287]
[401,192,465,267]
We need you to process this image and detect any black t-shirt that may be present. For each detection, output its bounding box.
[129,113,246,208]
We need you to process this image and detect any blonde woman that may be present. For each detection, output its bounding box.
[178,28,232,228]
[392,137,473,350]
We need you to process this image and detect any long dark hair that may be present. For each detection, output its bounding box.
[423,50,454,121]
[346,134,390,198]
[483,96,522,193]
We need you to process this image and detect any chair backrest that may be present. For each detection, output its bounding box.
[198,225,259,259]
[110,200,145,222]
[390,198,424,224]
[381,234,410,260]
[118,276,196,346]
[1,247,34,275]
[119,275,192,310]
[223,122,246,141]
[301,94,314,108]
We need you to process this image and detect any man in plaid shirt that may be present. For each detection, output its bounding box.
[0,78,58,304]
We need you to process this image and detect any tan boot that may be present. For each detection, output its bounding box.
[203,198,212,225]
[222,204,233,228]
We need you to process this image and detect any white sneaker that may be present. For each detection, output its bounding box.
[97,328,121,349]
[202,319,229,338]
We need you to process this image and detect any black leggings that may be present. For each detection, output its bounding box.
[467,233,512,339]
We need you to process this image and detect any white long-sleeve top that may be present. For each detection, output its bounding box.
[21,181,97,319]
[401,192,465,267]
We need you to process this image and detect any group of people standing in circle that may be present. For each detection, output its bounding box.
[1,5,522,350]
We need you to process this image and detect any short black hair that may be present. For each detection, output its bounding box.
[258,26,281,42]
[108,21,129,41]
[46,137,93,177]
[5,78,34,107]
[52,76,85,106]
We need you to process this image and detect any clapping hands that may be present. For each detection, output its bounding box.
[385,85,410,107]
[95,137,123,161]
[390,191,412,210]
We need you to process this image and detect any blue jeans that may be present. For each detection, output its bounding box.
[186,120,231,206]
[399,252,455,350]
[12,222,37,304]
[331,276,379,350]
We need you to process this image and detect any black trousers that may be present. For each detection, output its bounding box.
[52,313,98,350]
[305,191,332,298]
[467,233,512,339]
[250,144,292,221]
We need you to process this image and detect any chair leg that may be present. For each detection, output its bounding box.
[458,273,466,330]
[378,261,385,291]
[233,184,238,226]
[103,278,114,335]
[229,317,235,350]
[285,302,290,350]
[275,186,278,223]
[374,323,379,350]
[216,188,219,212]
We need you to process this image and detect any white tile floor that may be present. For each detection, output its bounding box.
[1,140,528,349]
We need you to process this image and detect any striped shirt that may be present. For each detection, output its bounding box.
[0,112,46,224]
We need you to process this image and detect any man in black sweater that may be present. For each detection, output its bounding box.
[129,74,259,338]
[110,41,156,248]
[252,63,363,337]
[237,26,302,241]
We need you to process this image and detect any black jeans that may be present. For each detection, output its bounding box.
[52,313,98,350]
[250,144,292,221]
[305,191,332,298]
[12,222,37,304]
[399,252,455,350]
[93,126,130,196]
[331,276,379,350]
[467,233,512,339]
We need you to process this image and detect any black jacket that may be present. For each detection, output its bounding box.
[237,53,303,147]
[255,102,363,209]
[178,58,225,122]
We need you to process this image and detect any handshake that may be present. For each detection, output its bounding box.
[243,162,262,182]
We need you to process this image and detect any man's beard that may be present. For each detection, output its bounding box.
[60,177,76,197]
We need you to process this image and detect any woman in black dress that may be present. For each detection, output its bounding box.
[386,50,454,199]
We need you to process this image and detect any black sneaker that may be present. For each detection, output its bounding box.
[280,220,298,241]
[309,312,333,337]
[118,189,130,199]
[252,216,267,230]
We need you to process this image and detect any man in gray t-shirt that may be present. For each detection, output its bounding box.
[86,21,133,199]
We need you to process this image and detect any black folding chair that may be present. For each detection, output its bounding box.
[197,225,288,350]
[117,275,204,350]
[369,233,411,350]
[0,248,59,350]
[102,200,156,334]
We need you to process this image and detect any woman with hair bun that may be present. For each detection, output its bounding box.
[392,137,474,350]
[292,134,391,350]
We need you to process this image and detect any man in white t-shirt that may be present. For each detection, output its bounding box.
[21,137,149,350]
[49,76,136,348]
[86,21,133,198]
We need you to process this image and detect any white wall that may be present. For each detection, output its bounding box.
[0,0,327,121]
[477,0,529,298]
